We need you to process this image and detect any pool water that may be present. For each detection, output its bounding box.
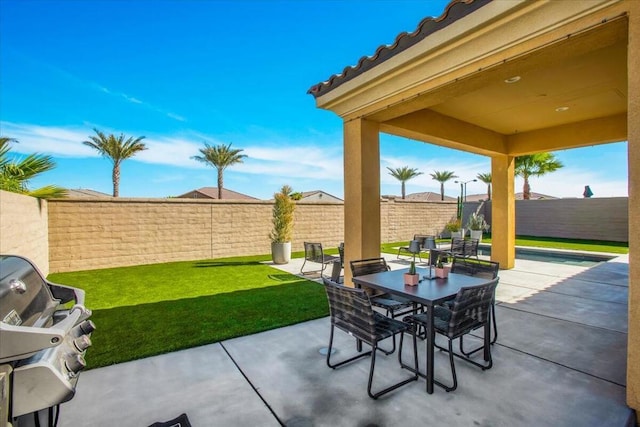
[477,246,614,266]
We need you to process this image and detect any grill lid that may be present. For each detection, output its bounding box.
[0,255,58,329]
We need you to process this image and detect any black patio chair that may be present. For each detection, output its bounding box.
[330,259,343,284]
[350,258,415,319]
[322,278,418,399]
[450,238,479,259]
[300,242,341,277]
[402,278,498,392]
[421,236,438,264]
[450,257,500,348]
[397,235,429,260]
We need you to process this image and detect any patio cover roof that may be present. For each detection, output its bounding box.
[307,0,638,415]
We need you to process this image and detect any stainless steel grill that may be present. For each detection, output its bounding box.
[0,255,94,427]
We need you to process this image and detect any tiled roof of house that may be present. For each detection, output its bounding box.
[307,0,491,98]
[176,187,258,200]
[65,188,112,198]
[464,192,558,202]
[405,191,456,202]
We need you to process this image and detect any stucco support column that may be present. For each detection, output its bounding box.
[627,2,640,414]
[491,155,515,269]
[343,118,381,287]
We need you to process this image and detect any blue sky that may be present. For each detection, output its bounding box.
[0,0,628,200]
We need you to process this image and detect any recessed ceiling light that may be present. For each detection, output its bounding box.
[555,106,569,112]
[504,76,521,83]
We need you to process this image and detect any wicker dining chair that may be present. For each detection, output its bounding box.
[450,256,500,348]
[402,278,498,392]
[350,258,414,319]
[300,242,341,277]
[322,278,418,399]
[397,235,429,260]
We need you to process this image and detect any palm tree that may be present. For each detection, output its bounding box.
[430,170,458,201]
[192,143,247,199]
[515,153,564,200]
[83,128,147,197]
[387,166,423,199]
[476,172,492,200]
[0,137,67,199]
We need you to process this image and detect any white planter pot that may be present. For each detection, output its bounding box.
[451,229,465,239]
[469,229,483,242]
[271,242,291,264]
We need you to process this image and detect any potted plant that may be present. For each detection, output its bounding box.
[269,185,296,264]
[467,212,489,242]
[435,255,449,279]
[404,260,419,286]
[445,218,464,239]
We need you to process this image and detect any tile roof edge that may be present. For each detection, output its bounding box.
[307,0,492,99]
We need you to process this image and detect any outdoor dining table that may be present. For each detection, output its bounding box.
[352,267,493,394]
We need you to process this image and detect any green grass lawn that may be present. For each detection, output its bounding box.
[47,255,328,369]
[49,236,626,369]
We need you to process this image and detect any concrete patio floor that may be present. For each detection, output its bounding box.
[58,251,633,427]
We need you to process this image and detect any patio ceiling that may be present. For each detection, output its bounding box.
[310,0,629,157]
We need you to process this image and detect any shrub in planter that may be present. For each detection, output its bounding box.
[270,185,296,264]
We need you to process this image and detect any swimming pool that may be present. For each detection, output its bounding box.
[477,245,615,266]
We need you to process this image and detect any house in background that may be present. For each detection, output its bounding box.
[65,188,113,198]
[298,190,342,203]
[176,187,258,200]
[404,191,456,202]
[465,192,557,202]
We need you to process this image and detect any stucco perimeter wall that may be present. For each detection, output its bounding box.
[382,198,457,242]
[473,197,629,242]
[0,190,50,275]
[46,198,456,273]
[40,196,629,273]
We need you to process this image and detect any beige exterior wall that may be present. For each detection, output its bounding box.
[471,198,629,243]
[44,197,456,273]
[0,193,629,274]
[0,190,50,275]
[381,198,457,242]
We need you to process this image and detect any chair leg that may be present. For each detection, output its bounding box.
[378,333,396,355]
[433,339,458,392]
[326,325,371,369]
[398,327,422,378]
[449,335,493,370]
[459,302,497,355]
[368,338,418,399]
[490,302,498,344]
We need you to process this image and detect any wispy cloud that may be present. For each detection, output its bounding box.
[0,123,345,182]
[381,153,488,194]
[1,122,96,156]
[1,122,628,198]
[517,168,628,198]
[42,61,186,122]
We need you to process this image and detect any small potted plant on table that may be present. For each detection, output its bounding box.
[404,260,419,286]
[435,255,449,279]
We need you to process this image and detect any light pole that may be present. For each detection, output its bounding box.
[454,179,477,202]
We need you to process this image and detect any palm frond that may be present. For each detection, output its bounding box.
[27,185,68,199]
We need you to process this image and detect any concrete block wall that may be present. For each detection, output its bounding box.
[515,198,628,241]
[1,192,629,274]
[469,197,629,242]
[381,198,458,242]
[0,190,50,275]
[45,198,456,273]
